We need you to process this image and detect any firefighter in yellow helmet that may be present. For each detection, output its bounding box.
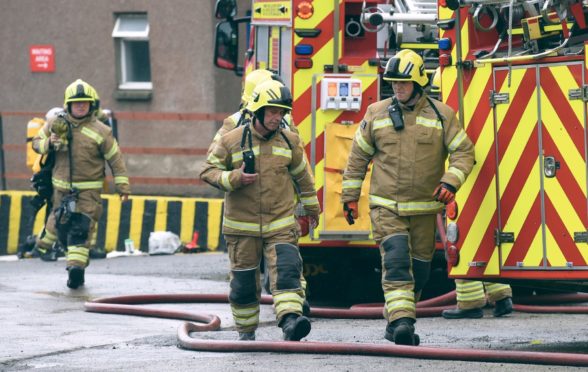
[341,50,475,345]
[31,79,130,289]
[206,70,312,314]
[201,80,320,341]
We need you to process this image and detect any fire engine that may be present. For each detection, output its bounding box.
[212,0,588,302]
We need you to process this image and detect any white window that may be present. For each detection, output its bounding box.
[112,14,152,90]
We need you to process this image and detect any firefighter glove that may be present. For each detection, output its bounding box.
[343,201,358,225]
[433,183,457,204]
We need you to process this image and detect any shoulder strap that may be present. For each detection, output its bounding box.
[426,97,444,127]
[280,132,293,150]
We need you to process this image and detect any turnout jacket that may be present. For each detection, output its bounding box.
[32,112,130,195]
[201,124,320,237]
[342,94,475,216]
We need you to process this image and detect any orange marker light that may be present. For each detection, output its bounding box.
[297,1,314,20]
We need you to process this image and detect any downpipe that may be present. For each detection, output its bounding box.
[85,291,588,367]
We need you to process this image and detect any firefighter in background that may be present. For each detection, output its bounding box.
[428,68,514,320]
[27,107,112,260]
[201,80,320,341]
[208,68,312,316]
[32,79,130,289]
[341,50,475,345]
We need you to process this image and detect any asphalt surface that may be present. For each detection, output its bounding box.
[1,252,588,371]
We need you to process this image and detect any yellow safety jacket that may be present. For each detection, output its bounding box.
[32,112,130,195]
[342,94,475,216]
[201,123,319,237]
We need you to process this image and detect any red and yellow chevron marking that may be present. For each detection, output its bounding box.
[500,64,587,270]
[449,58,588,279]
[291,0,380,245]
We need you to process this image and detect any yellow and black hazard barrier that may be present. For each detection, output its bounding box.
[0,191,224,256]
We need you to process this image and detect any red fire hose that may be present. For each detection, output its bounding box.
[85,292,588,367]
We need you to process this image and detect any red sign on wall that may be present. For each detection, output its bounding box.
[29,45,55,73]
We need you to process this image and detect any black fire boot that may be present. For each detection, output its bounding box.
[442,307,484,319]
[32,246,58,262]
[384,317,419,346]
[238,332,256,341]
[493,297,513,317]
[66,266,85,289]
[89,247,107,259]
[279,313,311,341]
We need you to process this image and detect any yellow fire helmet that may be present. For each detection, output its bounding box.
[63,79,100,113]
[430,66,441,95]
[383,49,429,87]
[241,69,275,105]
[247,79,293,114]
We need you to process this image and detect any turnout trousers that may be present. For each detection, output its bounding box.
[225,228,306,333]
[370,207,436,323]
[35,188,102,268]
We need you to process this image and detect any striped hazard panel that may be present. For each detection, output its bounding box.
[0,191,224,255]
[496,62,588,271]
[450,61,588,279]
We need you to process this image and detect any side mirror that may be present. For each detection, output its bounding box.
[214,20,239,72]
[215,0,237,19]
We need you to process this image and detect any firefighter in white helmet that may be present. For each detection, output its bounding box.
[201,79,320,341]
[342,50,475,345]
[428,67,514,320]
[31,79,130,289]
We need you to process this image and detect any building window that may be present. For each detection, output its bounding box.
[112,13,152,91]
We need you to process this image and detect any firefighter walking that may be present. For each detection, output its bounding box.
[342,50,475,345]
[32,79,130,289]
[442,280,513,319]
[428,69,514,321]
[201,80,320,341]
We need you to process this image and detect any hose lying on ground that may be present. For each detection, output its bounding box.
[85,291,588,367]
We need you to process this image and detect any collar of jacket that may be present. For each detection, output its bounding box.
[397,93,427,112]
[67,112,95,127]
[251,121,282,141]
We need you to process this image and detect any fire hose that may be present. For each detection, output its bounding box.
[85,291,588,367]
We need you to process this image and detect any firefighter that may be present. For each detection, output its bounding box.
[341,50,475,345]
[428,68,514,320]
[207,68,312,315]
[31,79,130,289]
[201,79,320,341]
[442,280,513,319]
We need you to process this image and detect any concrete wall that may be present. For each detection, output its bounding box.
[0,0,250,197]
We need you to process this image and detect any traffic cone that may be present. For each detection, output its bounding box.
[185,231,200,252]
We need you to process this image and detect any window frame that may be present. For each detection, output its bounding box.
[112,13,152,91]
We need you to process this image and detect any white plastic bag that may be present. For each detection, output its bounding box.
[148,231,181,255]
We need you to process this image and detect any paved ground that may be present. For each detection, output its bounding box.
[1,252,588,371]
